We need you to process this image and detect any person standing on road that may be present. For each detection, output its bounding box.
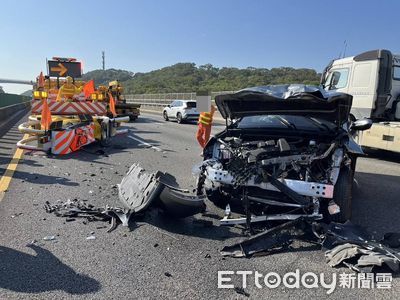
[196,104,216,149]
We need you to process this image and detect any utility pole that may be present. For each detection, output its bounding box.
[102,51,105,70]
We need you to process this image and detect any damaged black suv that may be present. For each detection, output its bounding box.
[196,85,372,224]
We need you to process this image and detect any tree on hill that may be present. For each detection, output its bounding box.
[82,69,134,86]
[82,63,320,94]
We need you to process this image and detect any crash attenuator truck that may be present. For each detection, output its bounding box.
[321,49,400,153]
[17,57,129,154]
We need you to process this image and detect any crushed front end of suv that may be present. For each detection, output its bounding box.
[195,85,372,226]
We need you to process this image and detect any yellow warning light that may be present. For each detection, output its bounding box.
[98,94,104,100]
[91,93,98,100]
[34,91,48,99]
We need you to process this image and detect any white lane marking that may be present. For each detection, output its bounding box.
[128,135,163,152]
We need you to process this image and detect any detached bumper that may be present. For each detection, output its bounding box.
[118,164,205,217]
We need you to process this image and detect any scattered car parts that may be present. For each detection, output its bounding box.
[45,164,206,232]
[221,219,400,273]
[44,199,132,232]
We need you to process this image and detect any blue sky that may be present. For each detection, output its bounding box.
[1,0,399,94]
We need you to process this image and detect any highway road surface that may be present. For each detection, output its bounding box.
[0,112,399,299]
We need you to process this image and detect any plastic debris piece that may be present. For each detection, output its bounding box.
[234,287,250,297]
[43,236,56,241]
[86,235,96,240]
[44,199,133,232]
[164,272,172,277]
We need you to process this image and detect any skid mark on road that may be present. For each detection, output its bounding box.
[127,135,163,152]
[0,134,28,201]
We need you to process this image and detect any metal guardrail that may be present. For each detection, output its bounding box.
[0,93,31,109]
[125,91,235,110]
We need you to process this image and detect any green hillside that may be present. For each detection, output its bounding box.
[83,63,321,94]
[82,69,134,86]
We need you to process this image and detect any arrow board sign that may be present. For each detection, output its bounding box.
[48,61,82,78]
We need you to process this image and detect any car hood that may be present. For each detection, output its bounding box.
[215,85,353,125]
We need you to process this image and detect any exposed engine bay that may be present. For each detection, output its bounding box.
[196,132,353,226]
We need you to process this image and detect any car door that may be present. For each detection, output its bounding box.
[171,100,182,118]
[168,101,177,118]
[175,101,183,117]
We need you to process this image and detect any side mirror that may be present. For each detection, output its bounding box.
[350,118,372,131]
[167,105,171,108]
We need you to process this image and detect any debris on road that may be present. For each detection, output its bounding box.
[41,160,400,275]
[11,213,24,218]
[221,219,400,274]
[164,272,172,277]
[220,218,311,258]
[234,287,250,297]
[44,199,132,232]
[43,235,56,241]
[322,221,400,273]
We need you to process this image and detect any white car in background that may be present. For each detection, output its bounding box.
[162,100,200,123]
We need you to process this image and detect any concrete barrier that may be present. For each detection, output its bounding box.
[139,107,226,124]
[125,97,226,122]
[0,93,31,108]
[0,102,31,122]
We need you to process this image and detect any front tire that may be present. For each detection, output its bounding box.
[331,165,354,223]
[163,111,169,121]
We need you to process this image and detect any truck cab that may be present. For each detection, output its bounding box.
[321,50,400,152]
[321,49,400,121]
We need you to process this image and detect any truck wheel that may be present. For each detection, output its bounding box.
[100,122,111,147]
[129,115,137,121]
[331,166,353,223]
[177,112,183,124]
[163,111,169,121]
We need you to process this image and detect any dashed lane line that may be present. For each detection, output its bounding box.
[127,135,163,152]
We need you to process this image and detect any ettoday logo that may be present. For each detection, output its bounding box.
[218,270,393,294]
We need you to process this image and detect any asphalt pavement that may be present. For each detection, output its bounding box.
[0,112,399,299]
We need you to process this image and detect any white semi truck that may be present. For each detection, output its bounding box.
[321,49,400,153]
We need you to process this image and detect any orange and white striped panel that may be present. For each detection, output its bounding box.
[31,99,107,115]
[51,124,96,155]
[51,130,75,155]
[79,124,95,145]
